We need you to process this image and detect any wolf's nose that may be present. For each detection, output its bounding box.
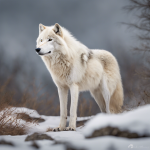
[35,48,41,52]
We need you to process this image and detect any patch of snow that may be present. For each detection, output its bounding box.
[28,115,93,134]
[47,131,84,141]
[0,134,150,150]
[0,135,65,150]
[28,116,61,133]
[82,105,150,137]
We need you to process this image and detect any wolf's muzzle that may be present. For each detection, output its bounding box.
[35,48,41,53]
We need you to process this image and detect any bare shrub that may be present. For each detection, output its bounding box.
[0,83,39,136]
[0,79,28,135]
[0,107,27,135]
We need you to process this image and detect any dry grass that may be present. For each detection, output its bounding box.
[0,107,27,135]
[0,79,28,135]
[0,82,39,135]
[0,105,41,135]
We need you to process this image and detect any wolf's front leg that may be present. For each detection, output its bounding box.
[53,86,68,132]
[65,83,79,131]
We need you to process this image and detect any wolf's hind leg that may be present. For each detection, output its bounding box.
[90,89,106,113]
[53,86,68,132]
[101,75,111,114]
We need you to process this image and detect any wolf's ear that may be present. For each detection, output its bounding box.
[39,24,46,34]
[53,23,63,37]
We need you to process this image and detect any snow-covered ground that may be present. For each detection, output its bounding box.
[0,105,150,150]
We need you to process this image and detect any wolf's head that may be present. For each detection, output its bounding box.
[36,23,68,56]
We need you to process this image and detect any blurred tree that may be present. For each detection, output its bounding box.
[125,0,150,105]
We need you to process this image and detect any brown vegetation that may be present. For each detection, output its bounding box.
[0,106,27,135]
[0,82,40,135]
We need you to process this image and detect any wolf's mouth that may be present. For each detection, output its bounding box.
[38,51,51,56]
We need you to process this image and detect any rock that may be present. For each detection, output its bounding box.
[25,132,54,141]
[54,141,86,150]
[86,126,149,139]
[31,141,40,149]
[0,139,14,146]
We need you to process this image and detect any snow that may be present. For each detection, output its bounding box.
[28,116,60,133]
[0,105,150,150]
[65,136,150,150]
[0,135,65,150]
[82,104,150,137]
[0,107,41,118]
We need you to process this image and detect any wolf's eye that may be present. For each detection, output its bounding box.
[41,39,42,42]
[48,39,52,41]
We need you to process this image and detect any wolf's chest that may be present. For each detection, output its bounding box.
[49,59,72,84]
[42,54,72,82]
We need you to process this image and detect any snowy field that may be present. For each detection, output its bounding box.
[0,105,150,150]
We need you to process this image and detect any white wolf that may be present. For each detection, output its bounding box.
[35,23,124,131]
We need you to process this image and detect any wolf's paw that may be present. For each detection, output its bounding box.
[52,127,64,132]
[64,127,76,131]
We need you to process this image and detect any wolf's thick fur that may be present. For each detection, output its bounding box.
[36,23,124,131]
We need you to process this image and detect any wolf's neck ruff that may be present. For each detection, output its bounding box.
[43,52,72,81]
